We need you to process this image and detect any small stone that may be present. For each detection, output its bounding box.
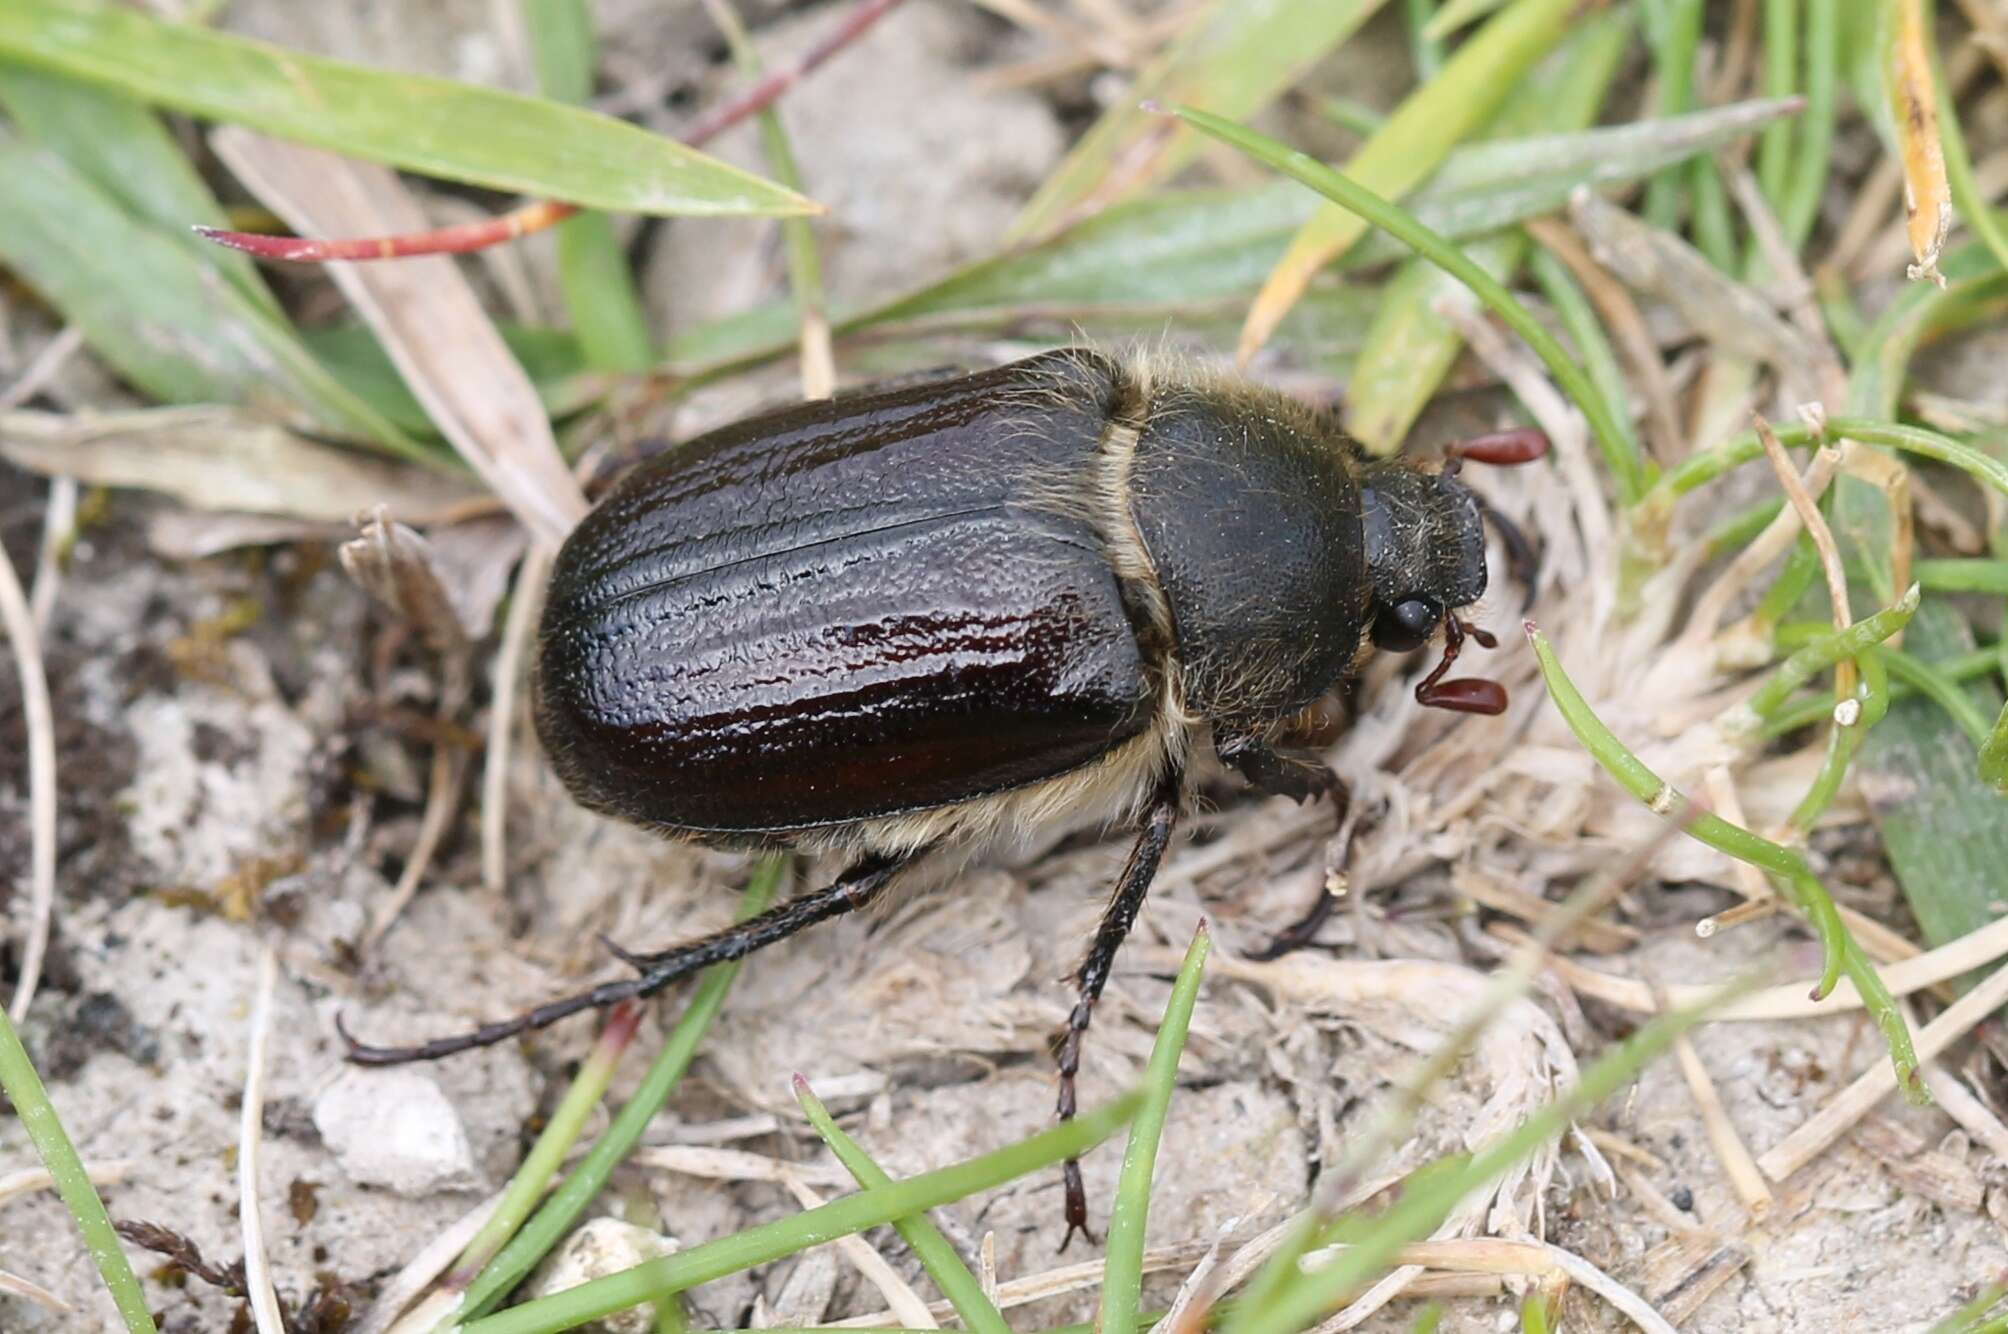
[532,1218,682,1334]
[312,1068,479,1196]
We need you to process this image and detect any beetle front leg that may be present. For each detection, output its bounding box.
[1054,768,1183,1251]
[1217,735,1352,961]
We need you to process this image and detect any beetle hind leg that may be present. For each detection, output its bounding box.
[339,850,921,1066]
[1054,767,1184,1251]
[1217,736,1352,962]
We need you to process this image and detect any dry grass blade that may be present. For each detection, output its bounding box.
[0,1161,132,1207]
[0,1267,71,1314]
[0,407,482,525]
[1671,1033,1772,1216]
[1756,415,1854,698]
[1757,958,2008,1182]
[1568,189,1820,401]
[208,130,588,546]
[1524,216,1682,465]
[0,535,54,1024]
[778,1171,937,1327]
[483,545,551,894]
[238,944,285,1334]
[1891,0,1952,284]
[1499,904,2008,1020]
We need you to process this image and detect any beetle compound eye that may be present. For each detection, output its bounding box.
[1371,596,1442,653]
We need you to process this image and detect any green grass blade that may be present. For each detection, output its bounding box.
[1342,10,1629,453]
[1229,994,1728,1334]
[523,0,654,372]
[462,1093,1142,1334]
[1755,0,1798,206]
[1172,104,1637,502]
[705,0,832,393]
[0,134,426,459]
[1981,702,2008,794]
[1526,624,1919,1095]
[665,97,1802,378]
[453,858,788,1325]
[793,1082,1010,1334]
[1100,925,1211,1334]
[0,1009,158,1332]
[1640,0,1703,231]
[1008,0,1388,242]
[0,64,277,318]
[447,1003,646,1285]
[1241,0,1576,356]
[0,0,814,217]
[1777,0,1837,250]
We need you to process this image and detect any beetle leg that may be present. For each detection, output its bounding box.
[1217,736,1353,961]
[339,851,920,1065]
[1054,768,1183,1252]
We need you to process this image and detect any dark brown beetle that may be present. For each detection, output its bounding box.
[342,347,1545,1243]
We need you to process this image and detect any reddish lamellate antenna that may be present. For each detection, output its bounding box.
[196,0,907,264]
[1415,617,1507,716]
[1446,426,1549,467]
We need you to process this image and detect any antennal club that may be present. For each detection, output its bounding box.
[1446,427,1549,467]
[1415,617,1507,715]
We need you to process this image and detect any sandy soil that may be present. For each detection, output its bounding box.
[4,3,2008,1332]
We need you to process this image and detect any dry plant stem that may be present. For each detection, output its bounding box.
[0,1161,131,1206]
[0,323,83,413]
[1756,416,1854,699]
[368,742,467,949]
[630,1145,854,1187]
[1757,955,2008,1182]
[0,1268,71,1314]
[364,1190,521,1334]
[29,475,75,634]
[828,1242,1217,1327]
[1828,155,1906,277]
[1524,217,1683,465]
[777,1173,937,1328]
[0,535,55,1023]
[1683,446,1840,651]
[201,0,900,262]
[483,545,550,894]
[238,945,286,1334]
[1955,0,2008,84]
[1699,767,1771,905]
[1670,1029,1773,1215]
[209,131,588,545]
[1495,899,2008,1020]
[1726,168,1845,397]
[1918,1063,2008,1164]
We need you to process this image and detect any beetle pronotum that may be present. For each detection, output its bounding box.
[340,347,1546,1243]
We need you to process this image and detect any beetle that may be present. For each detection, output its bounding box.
[340,347,1546,1243]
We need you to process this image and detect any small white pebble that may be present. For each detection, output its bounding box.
[533,1218,681,1334]
[1834,698,1862,727]
[313,1068,479,1197]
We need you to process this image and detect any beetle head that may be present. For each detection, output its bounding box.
[1358,428,1547,717]
[1359,461,1487,651]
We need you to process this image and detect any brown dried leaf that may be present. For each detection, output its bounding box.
[339,511,470,653]
[1890,0,1952,284]
[0,407,480,524]
[208,129,589,545]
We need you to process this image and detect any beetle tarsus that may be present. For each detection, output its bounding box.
[339,853,917,1066]
[1053,770,1183,1242]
